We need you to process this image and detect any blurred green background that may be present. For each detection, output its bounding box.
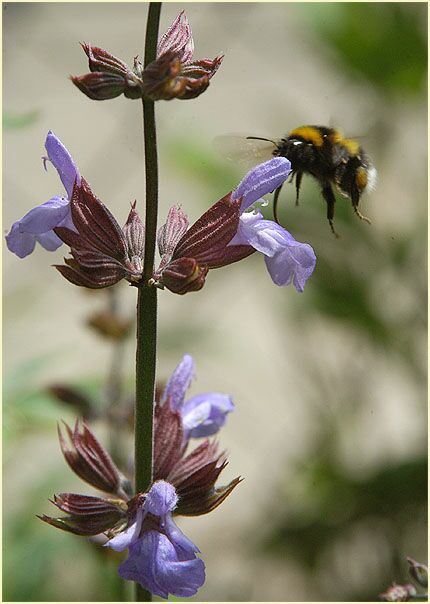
[3,2,427,601]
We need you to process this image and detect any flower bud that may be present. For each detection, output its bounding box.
[71,44,143,101]
[141,52,187,101]
[141,11,223,101]
[123,202,145,267]
[161,257,208,295]
[71,72,129,101]
[157,205,189,264]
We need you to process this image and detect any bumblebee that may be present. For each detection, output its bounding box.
[245,125,377,237]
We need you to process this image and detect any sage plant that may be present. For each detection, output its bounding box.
[6,5,316,600]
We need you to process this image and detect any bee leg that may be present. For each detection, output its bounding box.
[295,171,303,206]
[321,183,340,238]
[351,189,372,225]
[273,184,284,224]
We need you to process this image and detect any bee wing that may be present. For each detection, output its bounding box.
[213,134,276,169]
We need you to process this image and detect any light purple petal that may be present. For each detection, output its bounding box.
[231,157,291,212]
[229,212,316,291]
[105,509,144,552]
[229,211,295,256]
[264,241,316,292]
[57,207,77,231]
[5,196,77,258]
[119,531,205,598]
[18,196,70,234]
[45,131,81,199]
[5,223,36,258]
[182,400,211,431]
[144,481,178,517]
[163,515,200,556]
[162,354,194,411]
[182,393,234,438]
[35,230,63,251]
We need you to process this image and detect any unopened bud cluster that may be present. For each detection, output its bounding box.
[72,12,223,102]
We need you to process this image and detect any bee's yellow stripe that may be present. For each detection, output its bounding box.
[328,129,344,144]
[289,126,324,147]
[341,138,360,155]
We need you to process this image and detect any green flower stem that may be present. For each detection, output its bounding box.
[135,3,162,602]
[142,1,161,283]
[135,285,157,604]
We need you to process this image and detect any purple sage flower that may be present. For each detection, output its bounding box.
[162,354,234,438]
[229,158,317,292]
[230,210,317,292]
[106,480,205,599]
[6,131,80,258]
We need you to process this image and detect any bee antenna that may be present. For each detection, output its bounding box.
[246,136,277,145]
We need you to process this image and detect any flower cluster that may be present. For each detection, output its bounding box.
[72,12,222,102]
[6,132,316,293]
[40,355,238,598]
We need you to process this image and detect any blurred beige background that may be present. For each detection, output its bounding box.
[3,3,427,601]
